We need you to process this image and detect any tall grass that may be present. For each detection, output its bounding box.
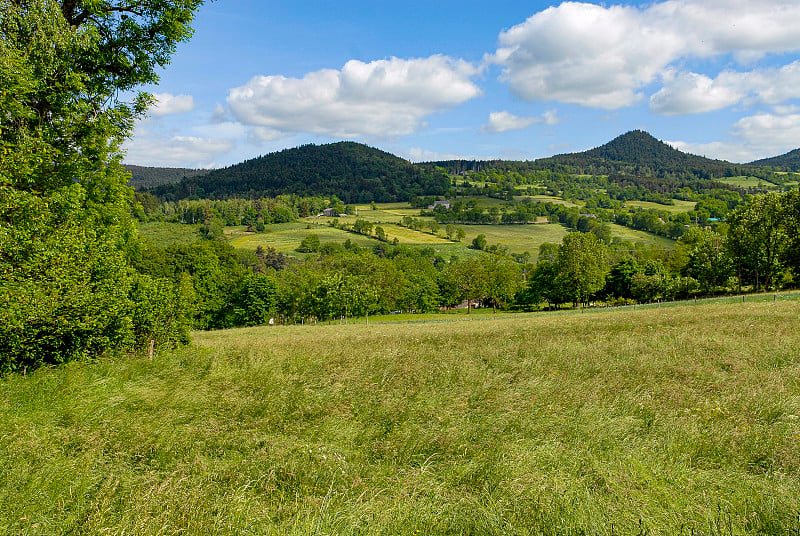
[1,299,799,534]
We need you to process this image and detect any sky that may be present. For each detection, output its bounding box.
[122,0,800,168]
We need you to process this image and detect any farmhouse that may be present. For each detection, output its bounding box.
[428,200,451,210]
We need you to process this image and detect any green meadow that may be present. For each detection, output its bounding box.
[717,176,780,190]
[2,296,799,535]
[624,199,697,213]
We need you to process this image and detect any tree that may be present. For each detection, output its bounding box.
[0,0,204,372]
[297,234,321,253]
[554,232,609,307]
[471,234,487,250]
[726,193,786,291]
[480,254,523,312]
[680,227,731,294]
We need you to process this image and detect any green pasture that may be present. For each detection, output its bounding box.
[458,223,569,257]
[717,176,779,190]
[517,194,581,207]
[2,298,799,534]
[625,199,697,213]
[228,224,376,252]
[608,223,675,248]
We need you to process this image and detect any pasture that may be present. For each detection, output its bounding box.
[624,199,697,213]
[1,296,799,534]
[717,176,780,190]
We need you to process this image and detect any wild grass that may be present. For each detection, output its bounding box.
[2,297,799,534]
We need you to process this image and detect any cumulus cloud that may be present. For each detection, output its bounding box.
[227,55,482,139]
[123,127,234,168]
[481,110,559,133]
[150,93,195,117]
[651,61,800,114]
[668,112,800,162]
[492,1,800,110]
[733,113,800,155]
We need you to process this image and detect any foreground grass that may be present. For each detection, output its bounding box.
[2,300,800,534]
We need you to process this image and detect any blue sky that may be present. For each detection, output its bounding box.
[123,0,800,168]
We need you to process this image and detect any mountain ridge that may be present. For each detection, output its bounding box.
[150,141,451,203]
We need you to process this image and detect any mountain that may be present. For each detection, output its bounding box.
[536,130,746,177]
[427,130,761,194]
[748,148,800,171]
[125,164,208,190]
[151,142,451,202]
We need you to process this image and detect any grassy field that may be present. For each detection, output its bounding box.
[2,297,800,534]
[457,223,568,256]
[625,199,697,213]
[607,223,676,248]
[717,176,780,190]
[227,223,377,252]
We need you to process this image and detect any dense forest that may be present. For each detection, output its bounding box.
[125,164,208,190]
[151,142,452,203]
[748,148,800,172]
[427,131,785,194]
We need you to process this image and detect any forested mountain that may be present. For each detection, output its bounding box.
[125,165,208,190]
[151,142,451,202]
[429,130,765,194]
[748,148,800,171]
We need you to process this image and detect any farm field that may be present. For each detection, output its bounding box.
[226,223,376,252]
[717,176,780,190]
[457,222,568,256]
[2,296,799,534]
[518,194,581,207]
[625,199,697,213]
[607,223,676,248]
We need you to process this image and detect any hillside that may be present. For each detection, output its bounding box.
[533,130,756,189]
[428,130,763,194]
[124,164,208,190]
[749,148,800,171]
[151,142,451,202]
[2,297,799,533]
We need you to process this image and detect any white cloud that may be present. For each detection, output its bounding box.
[481,110,559,133]
[150,93,195,117]
[492,1,800,110]
[650,71,744,115]
[733,113,800,155]
[227,55,482,139]
[668,112,800,162]
[123,127,234,168]
[651,61,800,114]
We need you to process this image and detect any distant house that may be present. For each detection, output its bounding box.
[428,200,451,210]
[321,207,355,217]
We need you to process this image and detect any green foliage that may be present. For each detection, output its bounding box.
[0,0,203,372]
[554,232,609,306]
[154,142,452,203]
[680,227,732,293]
[726,193,788,290]
[470,233,487,250]
[297,233,321,253]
